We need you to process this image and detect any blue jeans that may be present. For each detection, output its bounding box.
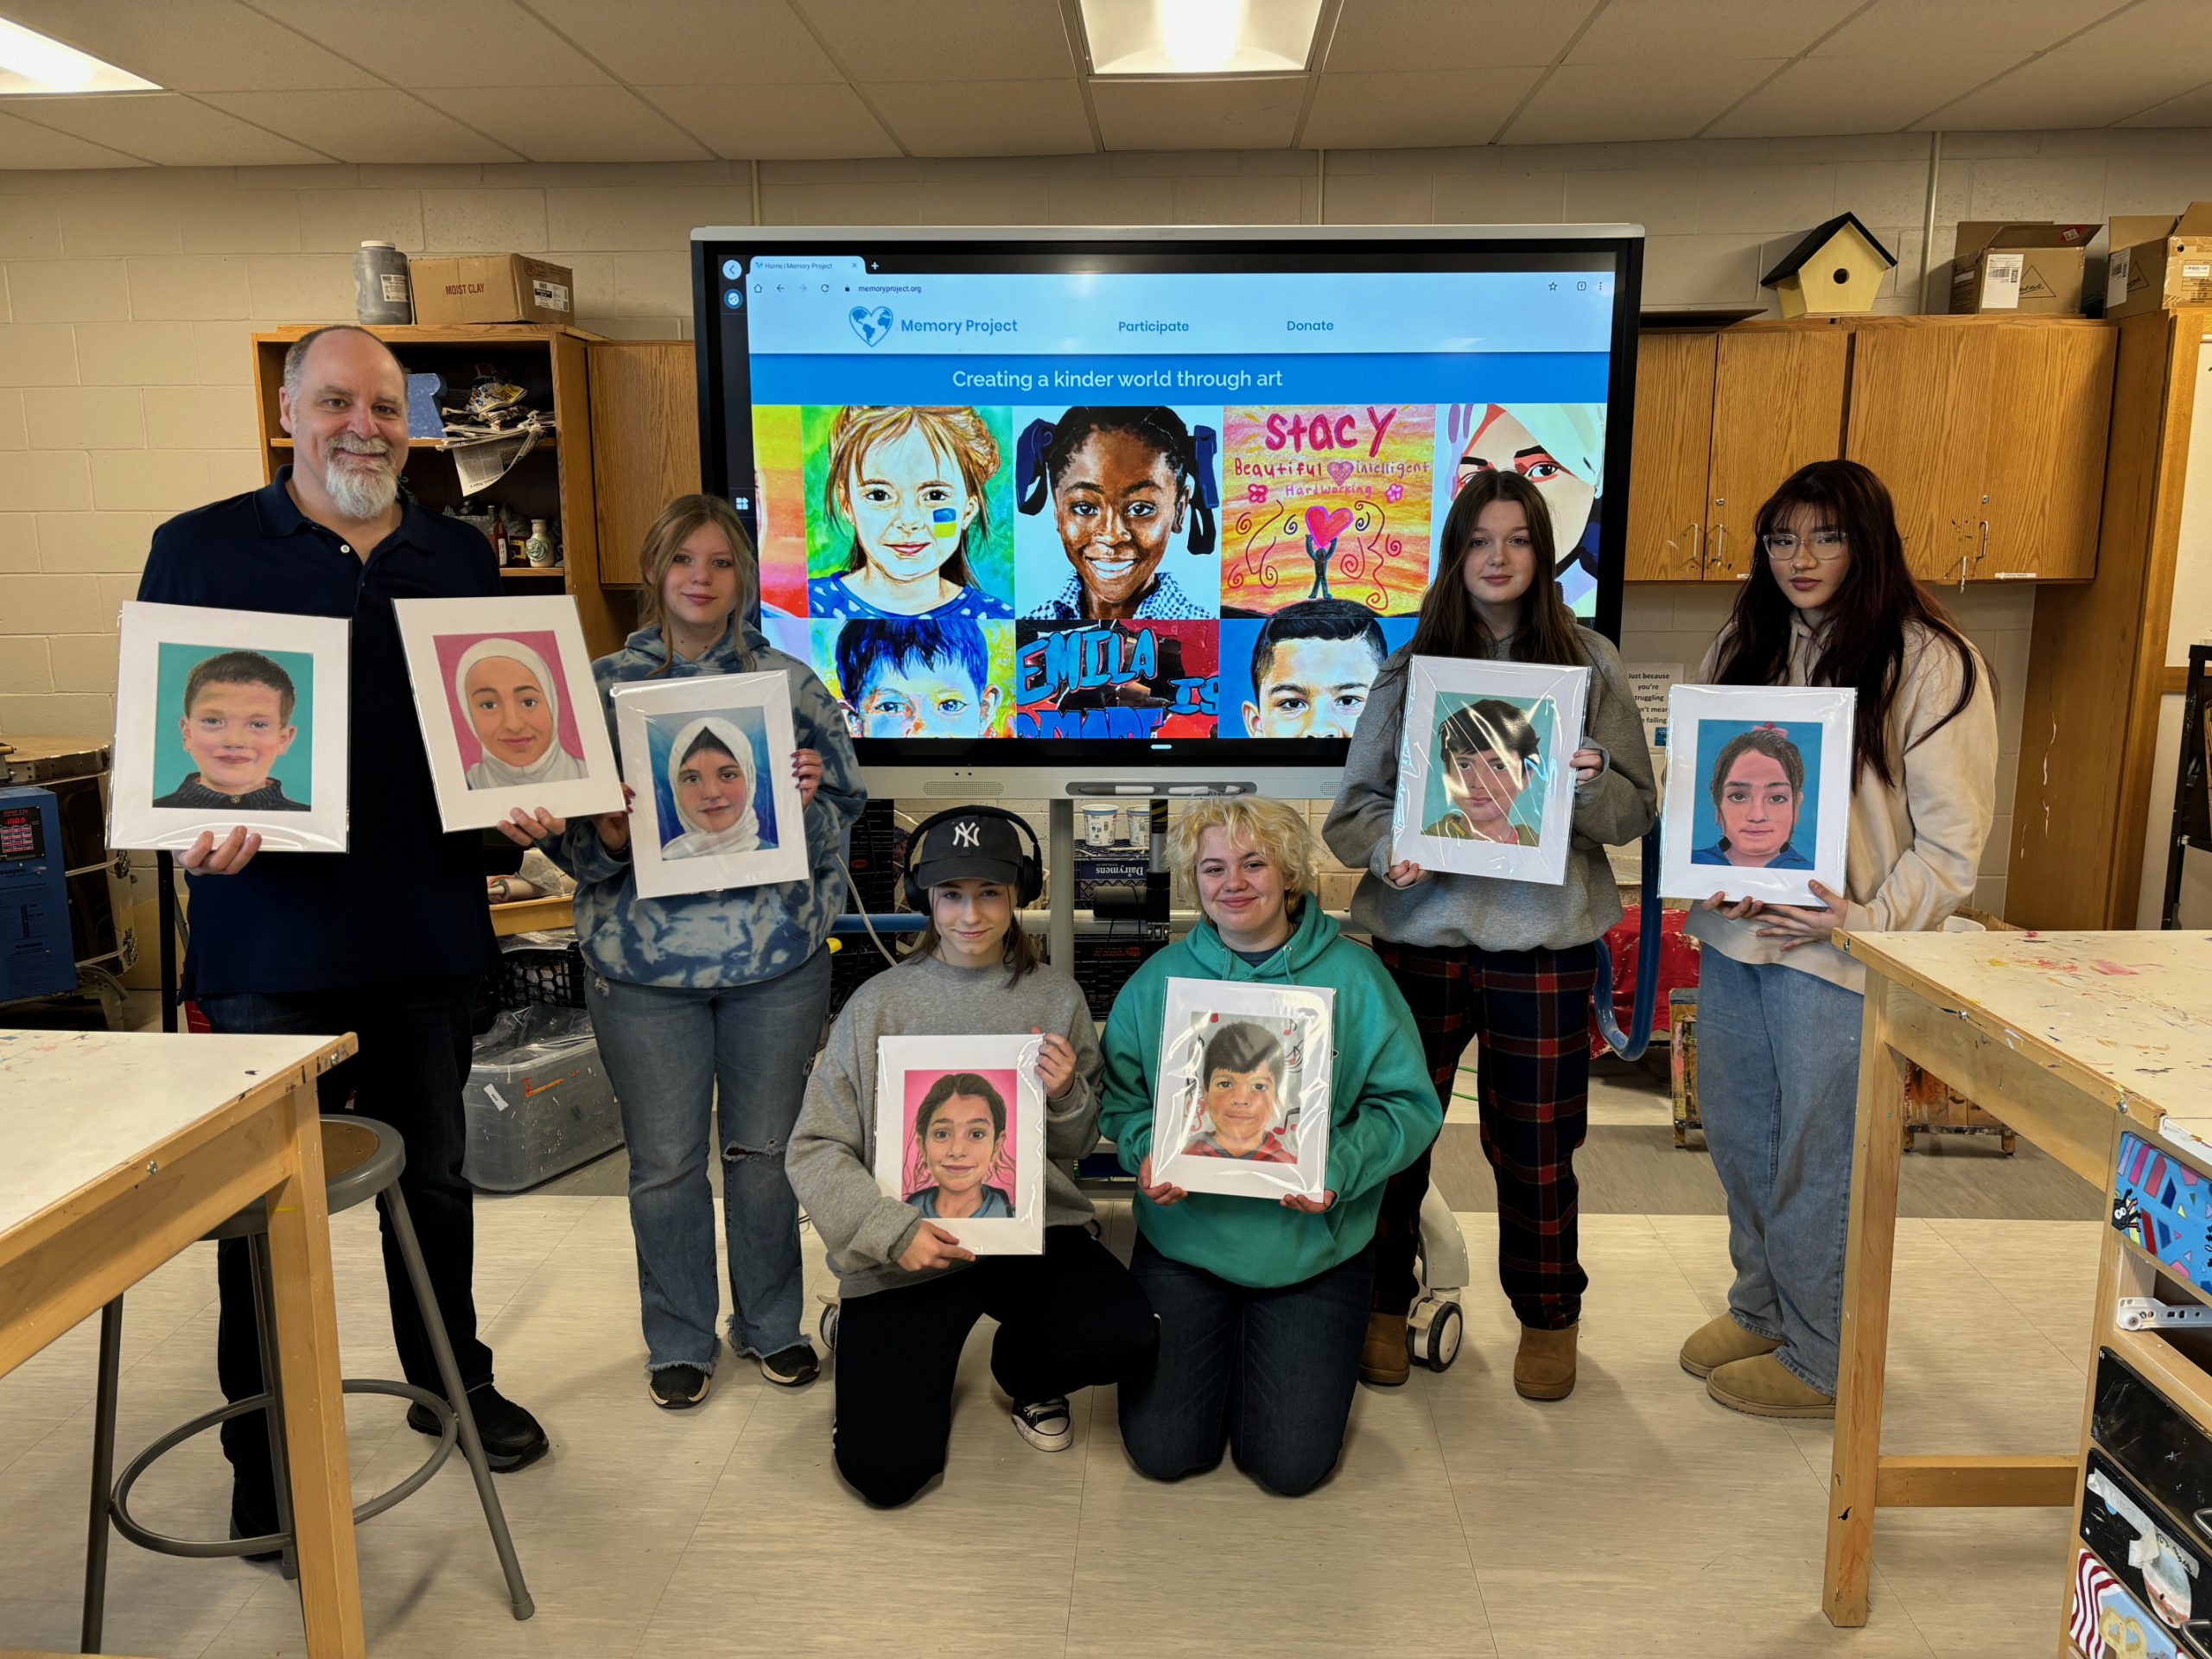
[1696,949,1864,1395]
[587,948,831,1371]
[1118,1234,1376,1497]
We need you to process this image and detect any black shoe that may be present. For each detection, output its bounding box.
[228,1484,294,1576]
[405,1382,549,1471]
[759,1344,820,1389]
[649,1363,712,1410]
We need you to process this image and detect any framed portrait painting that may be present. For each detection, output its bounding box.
[393,594,622,831]
[109,601,350,853]
[1390,655,1590,886]
[613,671,808,900]
[872,1035,1046,1255]
[1149,977,1334,1202]
[1658,683,1854,906]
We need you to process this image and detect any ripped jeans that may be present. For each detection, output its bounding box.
[587,949,832,1372]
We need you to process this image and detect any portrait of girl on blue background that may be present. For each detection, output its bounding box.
[1693,723,1818,871]
[654,713,774,860]
[809,404,1014,622]
[1014,405,1221,621]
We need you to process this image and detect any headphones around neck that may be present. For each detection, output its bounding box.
[899,805,1046,912]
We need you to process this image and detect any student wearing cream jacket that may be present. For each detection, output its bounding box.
[1677,461,1997,1421]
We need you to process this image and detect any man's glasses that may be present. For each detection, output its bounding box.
[1762,529,1848,562]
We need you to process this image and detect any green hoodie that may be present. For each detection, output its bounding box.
[1098,898,1443,1289]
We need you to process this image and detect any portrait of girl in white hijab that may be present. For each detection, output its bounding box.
[660,715,766,860]
[452,635,589,791]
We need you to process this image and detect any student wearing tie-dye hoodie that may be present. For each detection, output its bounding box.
[500,495,862,1409]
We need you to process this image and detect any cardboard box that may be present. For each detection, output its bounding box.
[2105,204,2212,318]
[1948,221,2093,315]
[409,254,575,325]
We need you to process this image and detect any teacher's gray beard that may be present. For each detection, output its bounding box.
[323,453,398,520]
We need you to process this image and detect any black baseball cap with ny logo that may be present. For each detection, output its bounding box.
[912,810,1026,891]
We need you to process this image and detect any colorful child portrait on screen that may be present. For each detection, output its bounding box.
[823,617,1013,740]
[152,645,314,811]
[1013,619,1217,741]
[809,407,1013,623]
[1014,406,1220,621]
[1180,1019,1298,1164]
[1223,600,1413,740]
[1691,723,1818,871]
[902,1068,1020,1221]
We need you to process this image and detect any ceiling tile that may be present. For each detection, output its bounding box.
[862,80,1094,156]
[1091,77,1307,149]
[1567,0,1859,63]
[1916,0,2212,128]
[1303,68,1542,149]
[258,1,612,88]
[2115,81,2212,126]
[635,84,900,160]
[0,0,383,92]
[4,93,335,166]
[411,86,711,163]
[1813,0,2133,57]
[0,110,147,168]
[1704,55,2036,137]
[197,91,525,163]
[1503,57,1778,144]
[793,0,1080,81]
[518,0,843,85]
[1323,0,1599,71]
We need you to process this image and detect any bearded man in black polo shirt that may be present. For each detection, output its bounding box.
[137,325,547,1546]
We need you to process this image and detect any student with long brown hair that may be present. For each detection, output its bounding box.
[499,494,863,1408]
[1325,469,1656,1401]
[1680,459,1994,1421]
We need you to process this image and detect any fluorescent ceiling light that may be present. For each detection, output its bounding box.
[0,17,160,95]
[1081,0,1325,76]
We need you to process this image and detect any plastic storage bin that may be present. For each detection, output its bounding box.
[462,1003,622,1192]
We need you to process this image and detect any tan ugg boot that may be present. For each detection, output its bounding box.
[1678,1313,1782,1379]
[1514,1323,1578,1402]
[1360,1312,1410,1388]
[1705,1352,1835,1420]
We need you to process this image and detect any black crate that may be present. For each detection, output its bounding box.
[827,936,900,1022]
[844,800,906,912]
[493,941,588,1011]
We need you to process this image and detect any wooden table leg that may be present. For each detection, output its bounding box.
[261,1078,365,1659]
[1825,978,1910,1626]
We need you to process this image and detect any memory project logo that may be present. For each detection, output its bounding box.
[849,304,893,346]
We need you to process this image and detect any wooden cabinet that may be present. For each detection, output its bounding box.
[586,339,702,589]
[1624,327,1847,582]
[250,323,624,657]
[1704,329,1850,581]
[1845,320,2117,584]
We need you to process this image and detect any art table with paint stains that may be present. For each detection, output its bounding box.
[1815,929,2212,1633]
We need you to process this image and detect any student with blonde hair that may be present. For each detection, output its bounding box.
[499,493,864,1408]
[1098,797,1439,1496]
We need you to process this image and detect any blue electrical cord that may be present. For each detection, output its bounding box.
[1590,825,1664,1062]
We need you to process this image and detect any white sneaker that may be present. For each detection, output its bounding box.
[1011,1397,1073,1452]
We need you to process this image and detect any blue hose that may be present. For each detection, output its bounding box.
[1591,826,1664,1061]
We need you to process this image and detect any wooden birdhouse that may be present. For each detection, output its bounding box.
[1759,213,1897,318]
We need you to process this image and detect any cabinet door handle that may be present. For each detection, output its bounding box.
[1713,522,1726,576]
[1687,520,1702,575]
[1978,518,1989,570]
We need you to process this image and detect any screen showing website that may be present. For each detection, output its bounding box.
[699,238,1630,759]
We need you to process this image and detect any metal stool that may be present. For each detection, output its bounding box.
[79,1116,533,1650]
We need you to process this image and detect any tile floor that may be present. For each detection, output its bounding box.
[0,1081,2096,1658]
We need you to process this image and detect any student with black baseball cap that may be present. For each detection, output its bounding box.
[787,807,1156,1506]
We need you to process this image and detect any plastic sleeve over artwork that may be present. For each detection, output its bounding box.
[1148,976,1334,1202]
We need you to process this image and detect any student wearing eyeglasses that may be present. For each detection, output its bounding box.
[1680,460,1997,1421]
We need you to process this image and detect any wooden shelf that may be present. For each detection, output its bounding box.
[499,565,568,578]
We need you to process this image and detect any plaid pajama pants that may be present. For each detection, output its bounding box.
[1370,938,1598,1331]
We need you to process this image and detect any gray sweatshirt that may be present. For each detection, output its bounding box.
[787,949,1105,1301]
[1323,629,1658,951]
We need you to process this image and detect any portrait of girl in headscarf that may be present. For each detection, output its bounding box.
[659,715,766,860]
[452,635,590,791]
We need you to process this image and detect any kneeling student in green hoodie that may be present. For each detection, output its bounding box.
[1099,797,1442,1497]
[788,808,1157,1507]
